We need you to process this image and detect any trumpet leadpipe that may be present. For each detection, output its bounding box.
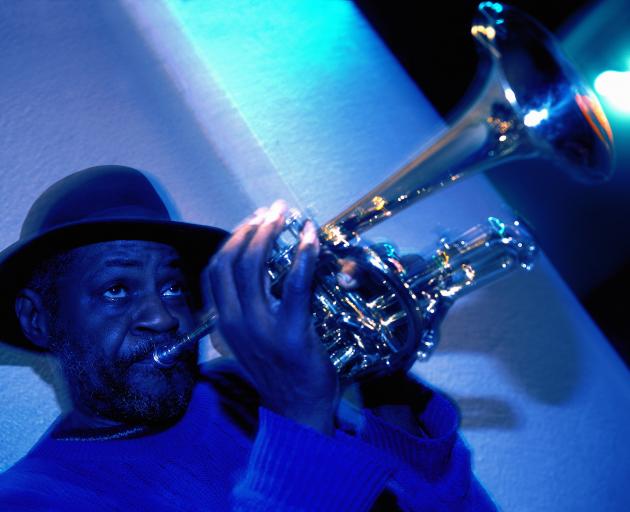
[153,312,218,368]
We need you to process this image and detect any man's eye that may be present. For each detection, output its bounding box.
[103,285,128,299]
[162,284,184,298]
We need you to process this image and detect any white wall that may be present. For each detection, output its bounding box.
[0,0,253,469]
[1,1,629,510]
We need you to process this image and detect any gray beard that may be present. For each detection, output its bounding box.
[52,330,197,427]
[98,358,196,425]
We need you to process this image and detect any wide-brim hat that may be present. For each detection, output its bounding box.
[0,165,228,351]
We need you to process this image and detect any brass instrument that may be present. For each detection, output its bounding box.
[154,2,614,382]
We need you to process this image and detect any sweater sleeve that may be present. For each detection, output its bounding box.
[352,390,498,511]
[232,407,395,512]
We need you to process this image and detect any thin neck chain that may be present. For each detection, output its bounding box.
[54,424,152,442]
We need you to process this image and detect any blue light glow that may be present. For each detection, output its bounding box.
[523,108,549,127]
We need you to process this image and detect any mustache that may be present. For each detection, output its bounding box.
[123,335,182,365]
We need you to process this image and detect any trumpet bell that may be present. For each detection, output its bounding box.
[323,2,615,243]
[474,2,614,183]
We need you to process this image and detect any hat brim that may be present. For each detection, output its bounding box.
[0,219,229,351]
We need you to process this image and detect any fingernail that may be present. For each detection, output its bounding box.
[263,200,287,224]
[300,220,319,246]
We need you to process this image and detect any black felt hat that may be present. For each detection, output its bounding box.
[0,165,228,350]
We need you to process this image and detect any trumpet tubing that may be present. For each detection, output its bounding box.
[153,2,614,382]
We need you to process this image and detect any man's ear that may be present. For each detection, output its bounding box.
[15,289,52,350]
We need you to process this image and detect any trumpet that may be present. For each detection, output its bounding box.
[154,2,614,382]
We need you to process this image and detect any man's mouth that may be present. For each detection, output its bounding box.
[133,357,157,367]
[126,336,177,366]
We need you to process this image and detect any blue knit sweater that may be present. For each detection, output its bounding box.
[0,363,496,511]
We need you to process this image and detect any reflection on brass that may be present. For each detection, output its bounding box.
[471,24,496,41]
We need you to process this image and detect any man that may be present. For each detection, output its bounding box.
[0,165,496,510]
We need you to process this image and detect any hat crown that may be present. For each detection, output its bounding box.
[21,166,170,241]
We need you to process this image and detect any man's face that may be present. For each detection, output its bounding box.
[48,240,198,425]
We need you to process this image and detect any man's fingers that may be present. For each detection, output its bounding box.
[211,206,319,355]
[234,200,288,327]
[218,207,267,259]
[208,209,267,349]
[232,207,268,231]
[279,220,320,341]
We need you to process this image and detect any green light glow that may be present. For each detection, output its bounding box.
[479,2,504,13]
[162,0,357,125]
[594,69,630,113]
[488,216,506,236]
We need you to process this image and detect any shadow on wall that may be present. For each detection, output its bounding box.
[454,396,521,430]
[439,264,582,406]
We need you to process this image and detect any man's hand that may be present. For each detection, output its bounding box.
[208,201,340,435]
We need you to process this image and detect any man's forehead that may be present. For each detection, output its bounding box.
[70,240,183,268]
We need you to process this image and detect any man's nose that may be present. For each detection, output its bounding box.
[132,294,179,335]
